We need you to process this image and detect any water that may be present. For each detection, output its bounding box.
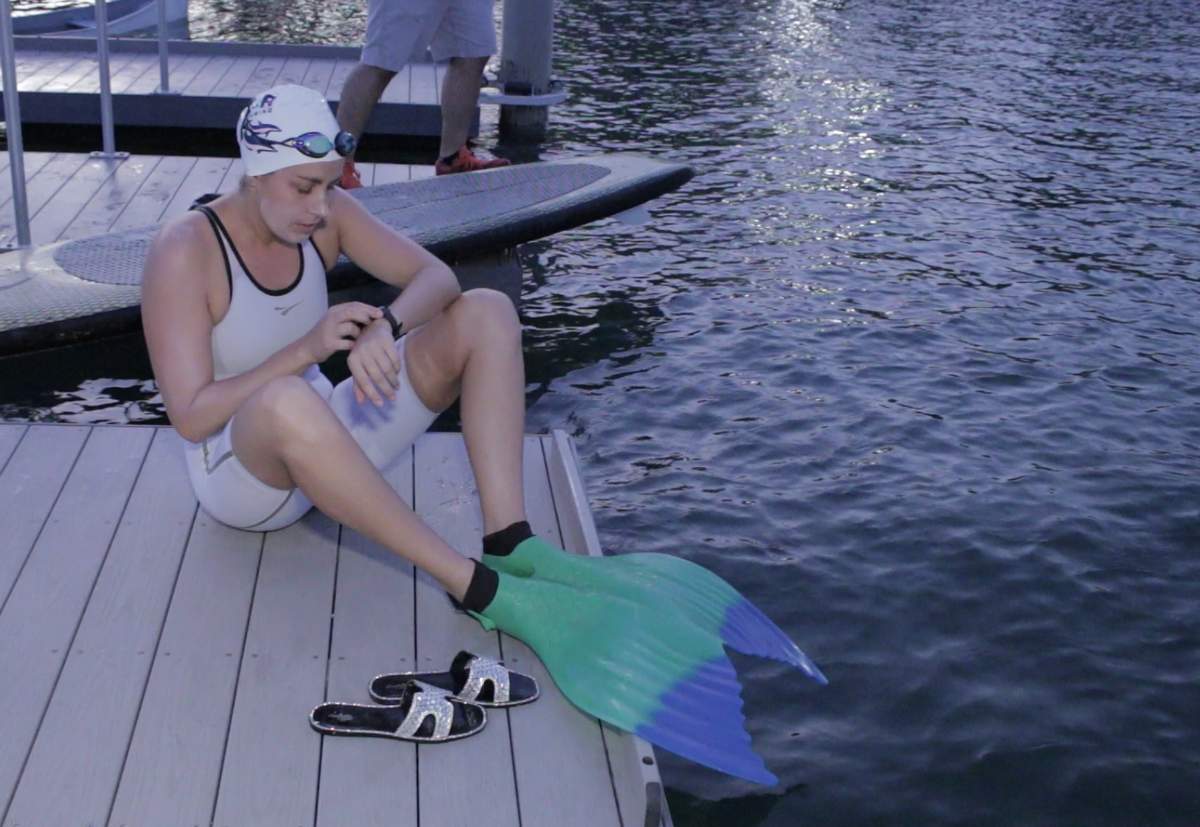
[4,0,1200,823]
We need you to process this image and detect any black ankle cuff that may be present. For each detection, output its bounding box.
[483,521,533,558]
[459,560,499,614]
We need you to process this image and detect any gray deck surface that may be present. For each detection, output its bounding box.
[0,151,428,249]
[1,37,456,138]
[0,423,670,827]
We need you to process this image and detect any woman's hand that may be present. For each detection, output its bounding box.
[347,318,402,406]
[301,302,382,365]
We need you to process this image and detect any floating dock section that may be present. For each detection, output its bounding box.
[2,36,458,138]
[0,424,672,827]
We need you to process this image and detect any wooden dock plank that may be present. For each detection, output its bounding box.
[0,151,55,213]
[47,51,136,93]
[315,449,418,825]
[1,151,87,212]
[357,161,376,186]
[372,163,413,186]
[12,53,81,92]
[107,53,159,95]
[155,53,215,96]
[239,55,287,97]
[66,50,139,91]
[0,425,88,612]
[215,158,247,193]
[372,162,412,185]
[68,51,150,94]
[0,424,25,471]
[379,64,412,105]
[119,51,187,96]
[212,513,339,827]
[274,55,312,88]
[107,155,197,231]
[412,433,520,826]
[182,53,239,96]
[0,426,153,818]
[123,52,208,96]
[160,156,235,219]
[500,437,626,827]
[28,156,122,245]
[106,510,264,826]
[35,56,98,93]
[323,58,356,102]
[316,451,418,820]
[58,154,164,239]
[301,57,337,99]
[542,432,671,827]
[1,430,197,827]
[8,49,53,80]
[0,152,91,246]
[117,54,168,96]
[411,61,439,105]
[210,55,264,98]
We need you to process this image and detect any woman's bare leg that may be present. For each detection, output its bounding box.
[227,289,524,593]
[402,289,527,535]
[230,375,475,599]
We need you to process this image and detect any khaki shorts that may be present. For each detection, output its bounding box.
[362,0,497,71]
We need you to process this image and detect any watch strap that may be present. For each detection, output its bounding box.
[380,305,403,339]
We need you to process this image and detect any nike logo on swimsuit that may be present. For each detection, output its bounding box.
[274,300,304,315]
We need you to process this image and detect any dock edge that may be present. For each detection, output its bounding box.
[543,429,674,827]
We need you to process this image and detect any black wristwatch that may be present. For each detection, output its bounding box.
[380,305,403,339]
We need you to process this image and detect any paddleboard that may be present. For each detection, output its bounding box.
[0,154,693,355]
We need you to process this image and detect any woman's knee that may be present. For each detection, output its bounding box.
[246,375,331,444]
[453,288,521,344]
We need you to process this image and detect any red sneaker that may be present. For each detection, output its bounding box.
[435,146,512,176]
[339,159,363,190]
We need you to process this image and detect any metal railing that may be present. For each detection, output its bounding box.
[94,0,116,156]
[0,0,31,248]
[2,0,172,248]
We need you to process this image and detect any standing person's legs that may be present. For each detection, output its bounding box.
[438,56,489,160]
[429,0,510,172]
[337,0,440,186]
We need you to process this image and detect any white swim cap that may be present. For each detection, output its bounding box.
[236,84,356,177]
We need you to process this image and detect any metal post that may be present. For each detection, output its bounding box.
[92,0,123,157]
[498,0,554,141]
[0,0,31,248]
[155,0,174,94]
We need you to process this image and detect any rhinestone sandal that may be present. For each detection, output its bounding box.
[310,680,486,743]
[370,650,539,708]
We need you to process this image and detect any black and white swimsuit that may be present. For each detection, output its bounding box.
[181,206,437,531]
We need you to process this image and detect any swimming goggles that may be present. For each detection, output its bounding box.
[241,119,357,159]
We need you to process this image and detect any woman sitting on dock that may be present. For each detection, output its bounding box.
[141,82,825,782]
[141,83,520,615]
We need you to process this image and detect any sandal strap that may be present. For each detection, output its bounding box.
[395,681,456,740]
[459,655,511,704]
